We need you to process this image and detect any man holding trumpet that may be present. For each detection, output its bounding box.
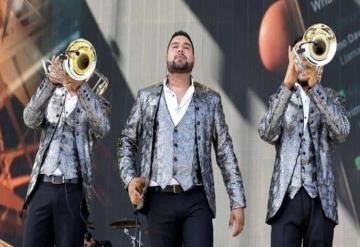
[258,36,350,247]
[22,54,110,247]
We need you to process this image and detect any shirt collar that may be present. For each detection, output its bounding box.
[162,76,195,108]
[162,76,194,91]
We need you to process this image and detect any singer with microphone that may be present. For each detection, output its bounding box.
[118,30,246,247]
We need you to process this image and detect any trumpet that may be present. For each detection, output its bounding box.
[294,23,337,82]
[42,38,109,96]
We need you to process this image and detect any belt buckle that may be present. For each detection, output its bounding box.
[172,185,181,193]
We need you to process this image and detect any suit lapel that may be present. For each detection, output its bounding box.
[145,84,163,123]
[193,83,210,172]
[142,84,162,179]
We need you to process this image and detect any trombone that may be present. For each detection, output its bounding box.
[42,38,109,96]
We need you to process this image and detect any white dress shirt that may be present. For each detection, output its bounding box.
[295,83,310,131]
[162,77,195,126]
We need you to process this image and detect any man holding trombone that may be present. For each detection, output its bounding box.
[22,40,110,247]
[259,25,350,247]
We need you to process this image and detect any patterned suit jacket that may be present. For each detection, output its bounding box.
[258,83,350,224]
[117,81,246,217]
[23,79,110,209]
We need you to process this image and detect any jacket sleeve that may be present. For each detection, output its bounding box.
[77,82,111,139]
[308,83,350,144]
[23,79,57,129]
[212,93,246,209]
[117,91,142,188]
[258,83,293,144]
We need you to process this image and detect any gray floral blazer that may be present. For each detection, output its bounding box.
[117,82,246,217]
[23,79,110,209]
[259,83,350,224]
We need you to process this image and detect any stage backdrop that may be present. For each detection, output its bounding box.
[0,0,359,246]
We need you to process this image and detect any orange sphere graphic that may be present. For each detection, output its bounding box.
[259,0,291,72]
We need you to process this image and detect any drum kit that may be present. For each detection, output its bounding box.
[110,218,143,247]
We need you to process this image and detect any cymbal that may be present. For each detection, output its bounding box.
[110,219,141,229]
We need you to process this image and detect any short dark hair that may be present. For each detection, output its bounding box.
[167,30,194,54]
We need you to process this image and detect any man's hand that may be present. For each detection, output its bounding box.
[47,55,65,85]
[229,207,245,237]
[63,74,85,92]
[283,46,298,89]
[297,63,318,90]
[128,176,146,205]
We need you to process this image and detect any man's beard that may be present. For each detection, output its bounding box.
[167,59,193,74]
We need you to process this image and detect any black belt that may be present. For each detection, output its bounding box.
[148,185,203,194]
[39,174,79,184]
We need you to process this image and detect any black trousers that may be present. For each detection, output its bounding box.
[142,187,213,247]
[23,181,87,247]
[270,188,335,247]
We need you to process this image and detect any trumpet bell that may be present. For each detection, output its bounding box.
[302,23,337,66]
[63,38,97,81]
